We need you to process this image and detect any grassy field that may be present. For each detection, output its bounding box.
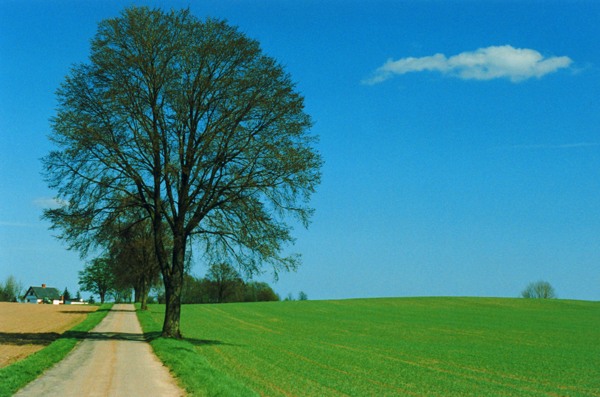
[139,297,600,396]
[0,303,112,397]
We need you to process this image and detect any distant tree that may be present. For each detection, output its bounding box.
[521,281,556,299]
[106,216,162,310]
[284,293,295,301]
[79,257,115,303]
[112,287,132,303]
[0,275,22,302]
[42,6,321,338]
[88,295,96,304]
[62,287,71,301]
[298,291,308,301]
[206,263,244,303]
[183,274,279,304]
[182,274,211,304]
[244,281,279,302]
[75,290,82,301]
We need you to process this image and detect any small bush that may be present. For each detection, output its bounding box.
[521,281,556,299]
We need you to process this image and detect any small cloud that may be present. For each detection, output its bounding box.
[363,45,572,84]
[33,197,68,209]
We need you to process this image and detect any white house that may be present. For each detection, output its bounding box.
[23,284,63,304]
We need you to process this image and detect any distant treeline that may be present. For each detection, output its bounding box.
[154,263,279,304]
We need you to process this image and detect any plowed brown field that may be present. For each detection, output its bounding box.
[0,302,97,368]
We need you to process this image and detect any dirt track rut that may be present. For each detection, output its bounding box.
[14,304,184,397]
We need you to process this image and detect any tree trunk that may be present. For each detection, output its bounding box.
[161,233,186,338]
[140,278,149,311]
[134,285,141,303]
[162,278,182,338]
[140,293,148,311]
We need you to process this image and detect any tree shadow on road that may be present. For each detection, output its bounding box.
[61,330,148,342]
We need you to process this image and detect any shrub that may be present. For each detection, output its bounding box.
[521,281,556,299]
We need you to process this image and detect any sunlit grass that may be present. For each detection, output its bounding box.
[142,298,600,396]
[136,307,256,396]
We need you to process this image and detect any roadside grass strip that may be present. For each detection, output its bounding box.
[0,303,112,397]
[136,306,257,396]
[143,298,600,396]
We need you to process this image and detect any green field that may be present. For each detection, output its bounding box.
[139,298,600,396]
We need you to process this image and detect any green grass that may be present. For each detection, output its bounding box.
[137,306,257,396]
[0,303,112,397]
[140,298,600,396]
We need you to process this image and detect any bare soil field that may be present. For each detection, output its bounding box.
[0,302,97,368]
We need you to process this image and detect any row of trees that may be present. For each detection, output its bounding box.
[78,257,282,305]
[179,265,279,304]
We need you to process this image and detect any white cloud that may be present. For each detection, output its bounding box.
[33,197,68,209]
[363,45,572,84]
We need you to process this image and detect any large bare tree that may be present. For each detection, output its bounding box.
[43,7,322,338]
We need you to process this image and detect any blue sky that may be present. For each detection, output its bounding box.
[1,1,599,301]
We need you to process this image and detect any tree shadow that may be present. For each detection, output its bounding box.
[62,330,147,342]
[0,332,60,346]
[186,337,230,346]
[142,331,232,346]
[142,331,163,341]
[0,330,148,345]
[0,329,234,347]
[57,306,113,313]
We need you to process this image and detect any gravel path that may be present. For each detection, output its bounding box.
[14,304,184,397]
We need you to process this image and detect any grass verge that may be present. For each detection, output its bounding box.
[0,303,112,397]
[136,306,257,397]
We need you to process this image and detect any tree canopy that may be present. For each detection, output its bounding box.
[180,272,279,304]
[106,215,162,309]
[43,6,321,337]
[78,258,115,304]
[521,281,556,299]
[0,275,22,302]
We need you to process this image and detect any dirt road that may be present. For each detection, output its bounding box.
[14,304,185,397]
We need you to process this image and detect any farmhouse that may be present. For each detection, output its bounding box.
[23,284,63,304]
